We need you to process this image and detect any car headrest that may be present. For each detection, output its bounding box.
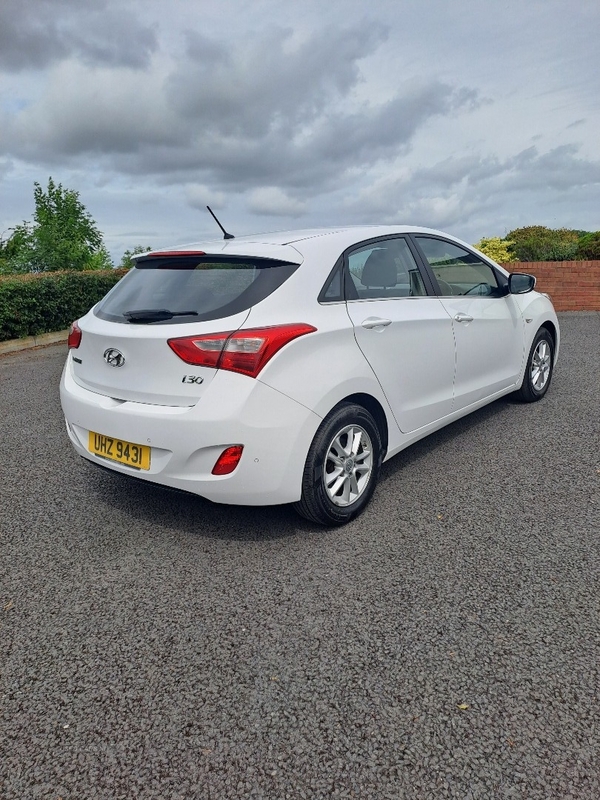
[361,249,397,287]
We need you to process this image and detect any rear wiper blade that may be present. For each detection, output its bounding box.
[124,308,199,323]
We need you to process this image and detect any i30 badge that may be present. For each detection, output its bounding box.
[103,348,125,368]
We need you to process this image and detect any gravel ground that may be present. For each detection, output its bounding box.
[1,312,599,799]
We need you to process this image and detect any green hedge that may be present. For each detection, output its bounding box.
[0,269,127,341]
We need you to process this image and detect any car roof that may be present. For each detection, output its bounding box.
[142,225,449,262]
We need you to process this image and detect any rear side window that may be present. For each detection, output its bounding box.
[95,255,300,324]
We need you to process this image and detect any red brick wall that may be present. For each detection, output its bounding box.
[501,261,600,312]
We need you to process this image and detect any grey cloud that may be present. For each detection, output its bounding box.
[185,184,226,210]
[395,146,600,195]
[107,77,475,192]
[310,82,473,165]
[343,144,600,232]
[183,31,229,66]
[2,21,479,200]
[0,158,13,180]
[409,154,507,189]
[247,187,306,217]
[67,9,157,69]
[412,155,490,187]
[0,0,157,71]
[0,60,180,161]
[0,2,65,71]
[501,145,600,192]
[167,23,389,138]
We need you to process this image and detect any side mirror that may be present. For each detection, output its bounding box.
[509,273,536,294]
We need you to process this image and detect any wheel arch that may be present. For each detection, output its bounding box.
[336,392,389,459]
[539,320,558,353]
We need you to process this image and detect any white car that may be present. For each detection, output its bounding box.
[60,226,559,525]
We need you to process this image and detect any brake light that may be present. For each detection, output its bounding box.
[167,323,316,378]
[68,321,82,349]
[148,250,206,257]
[212,445,244,475]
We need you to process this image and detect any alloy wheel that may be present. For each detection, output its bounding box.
[531,339,552,392]
[323,424,373,507]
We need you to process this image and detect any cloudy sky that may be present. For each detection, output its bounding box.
[1,0,599,261]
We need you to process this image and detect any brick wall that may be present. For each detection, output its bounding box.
[501,261,600,312]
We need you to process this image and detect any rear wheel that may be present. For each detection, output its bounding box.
[293,402,382,526]
[515,328,554,402]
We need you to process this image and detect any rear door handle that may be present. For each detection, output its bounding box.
[361,317,392,329]
[454,313,474,323]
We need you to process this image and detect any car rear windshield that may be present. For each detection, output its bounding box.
[94,255,301,324]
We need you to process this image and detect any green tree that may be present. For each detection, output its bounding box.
[575,231,600,259]
[506,225,580,261]
[119,245,152,269]
[2,177,112,273]
[0,225,36,274]
[473,237,517,263]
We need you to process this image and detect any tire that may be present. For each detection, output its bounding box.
[293,402,382,526]
[515,327,555,402]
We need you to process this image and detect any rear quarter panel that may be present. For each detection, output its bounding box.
[245,300,403,452]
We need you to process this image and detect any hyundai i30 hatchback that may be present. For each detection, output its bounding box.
[60,226,559,525]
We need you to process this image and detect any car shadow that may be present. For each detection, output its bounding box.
[378,394,517,482]
[85,394,520,542]
[85,461,321,541]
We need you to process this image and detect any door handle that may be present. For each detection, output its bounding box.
[361,317,392,329]
[454,312,474,323]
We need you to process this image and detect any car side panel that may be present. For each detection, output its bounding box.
[438,294,525,409]
[346,297,455,433]
[246,301,405,454]
[512,294,560,363]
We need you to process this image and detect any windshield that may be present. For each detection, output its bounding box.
[95,255,300,324]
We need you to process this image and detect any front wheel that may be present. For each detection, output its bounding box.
[293,403,382,526]
[515,328,555,402]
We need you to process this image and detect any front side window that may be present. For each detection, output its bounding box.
[346,238,427,300]
[415,237,501,296]
[95,255,300,324]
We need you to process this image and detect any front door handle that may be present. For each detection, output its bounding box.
[454,312,474,323]
[361,317,392,329]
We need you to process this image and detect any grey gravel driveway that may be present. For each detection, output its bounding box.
[1,312,599,799]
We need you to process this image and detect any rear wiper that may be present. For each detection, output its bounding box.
[124,308,199,323]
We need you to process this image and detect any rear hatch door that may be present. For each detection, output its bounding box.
[71,251,301,406]
[73,310,251,406]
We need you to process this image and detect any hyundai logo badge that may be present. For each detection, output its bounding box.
[103,348,125,368]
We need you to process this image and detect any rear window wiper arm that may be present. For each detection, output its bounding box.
[124,308,199,323]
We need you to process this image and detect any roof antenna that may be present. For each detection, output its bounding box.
[206,205,235,240]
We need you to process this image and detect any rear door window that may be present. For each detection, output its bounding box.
[95,255,300,324]
[346,237,429,299]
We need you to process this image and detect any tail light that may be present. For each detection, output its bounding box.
[68,321,82,349]
[167,323,316,378]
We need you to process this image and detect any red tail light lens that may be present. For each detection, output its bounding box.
[167,323,316,378]
[148,250,206,259]
[68,321,82,349]
[212,445,244,475]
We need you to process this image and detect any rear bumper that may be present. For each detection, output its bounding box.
[60,358,321,505]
